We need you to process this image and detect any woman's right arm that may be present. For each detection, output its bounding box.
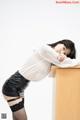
[38,44,80,67]
[38,44,60,64]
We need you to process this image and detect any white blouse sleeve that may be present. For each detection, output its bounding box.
[38,44,80,68]
[38,44,60,64]
[56,57,80,68]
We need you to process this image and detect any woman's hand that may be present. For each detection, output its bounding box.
[57,54,67,62]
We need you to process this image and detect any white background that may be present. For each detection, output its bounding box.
[0,0,80,120]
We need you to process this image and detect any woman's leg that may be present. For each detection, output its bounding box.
[2,71,30,120]
[12,108,27,120]
[3,95,27,120]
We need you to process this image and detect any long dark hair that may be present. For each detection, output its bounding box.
[48,39,76,59]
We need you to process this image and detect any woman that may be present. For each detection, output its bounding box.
[2,39,77,120]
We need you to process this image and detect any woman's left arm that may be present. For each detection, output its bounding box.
[38,44,80,67]
[56,57,80,68]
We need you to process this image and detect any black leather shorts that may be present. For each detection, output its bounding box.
[2,71,30,97]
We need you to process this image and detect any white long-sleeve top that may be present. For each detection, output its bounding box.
[19,44,80,81]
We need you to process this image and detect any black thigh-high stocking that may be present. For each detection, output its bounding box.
[12,108,27,120]
[6,97,27,120]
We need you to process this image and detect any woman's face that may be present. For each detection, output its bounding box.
[54,44,71,56]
